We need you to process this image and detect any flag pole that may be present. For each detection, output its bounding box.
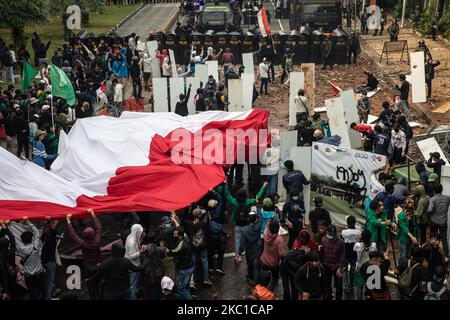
[49,65,55,133]
[269,33,277,55]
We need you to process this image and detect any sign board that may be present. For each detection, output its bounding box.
[380,40,409,64]
[340,89,362,149]
[205,60,219,82]
[277,130,298,201]
[325,97,352,149]
[241,73,254,111]
[288,72,305,126]
[169,49,177,78]
[416,137,450,166]
[186,77,201,115]
[311,142,387,192]
[228,79,243,112]
[169,77,185,112]
[410,51,426,103]
[195,64,208,86]
[153,78,169,112]
[290,146,312,222]
[242,53,255,77]
[147,41,160,78]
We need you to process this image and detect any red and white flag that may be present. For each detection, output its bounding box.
[329,81,343,96]
[257,6,271,37]
[96,82,108,106]
[0,110,269,220]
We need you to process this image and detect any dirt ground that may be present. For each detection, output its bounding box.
[251,53,430,134]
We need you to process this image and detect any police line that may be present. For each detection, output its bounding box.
[69,29,351,66]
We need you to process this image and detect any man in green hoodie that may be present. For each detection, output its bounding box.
[365,200,391,253]
[394,206,419,271]
[224,181,267,263]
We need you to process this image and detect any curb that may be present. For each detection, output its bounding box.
[106,3,146,36]
[162,7,180,33]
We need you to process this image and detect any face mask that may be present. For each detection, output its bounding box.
[326,235,335,240]
[292,196,299,201]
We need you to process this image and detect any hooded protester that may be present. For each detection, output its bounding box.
[142,53,153,91]
[259,216,285,291]
[294,251,326,300]
[415,161,433,196]
[239,210,264,284]
[66,209,103,300]
[224,182,267,263]
[260,198,279,238]
[16,217,45,300]
[308,196,332,235]
[125,223,146,300]
[292,228,318,252]
[413,185,430,244]
[88,243,148,300]
[130,56,142,99]
[206,189,227,275]
[393,177,409,197]
[140,232,165,300]
[112,54,128,79]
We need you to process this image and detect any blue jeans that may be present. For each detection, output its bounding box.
[265,174,278,196]
[2,66,14,85]
[176,266,194,300]
[192,248,209,284]
[129,270,141,300]
[398,99,412,117]
[234,225,244,257]
[399,242,412,271]
[44,261,56,300]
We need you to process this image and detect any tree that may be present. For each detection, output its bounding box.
[0,0,50,48]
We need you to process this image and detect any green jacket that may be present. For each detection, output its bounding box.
[397,210,418,245]
[224,184,266,225]
[366,208,388,244]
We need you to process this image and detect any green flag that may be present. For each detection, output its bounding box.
[49,64,76,106]
[20,60,38,92]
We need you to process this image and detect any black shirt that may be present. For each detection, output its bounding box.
[41,229,57,265]
[309,208,331,233]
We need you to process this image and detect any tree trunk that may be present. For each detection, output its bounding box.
[11,24,26,49]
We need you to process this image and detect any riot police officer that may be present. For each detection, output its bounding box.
[321,35,334,70]
[347,31,360,64]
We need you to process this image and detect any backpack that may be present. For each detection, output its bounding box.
[192,228,205,249]
[424,282,447,300]
[235,203,249,226]
[398,263,420,296]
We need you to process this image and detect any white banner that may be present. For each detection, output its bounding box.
[311,142,386,192]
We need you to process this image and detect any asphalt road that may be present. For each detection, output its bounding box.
[116,4,180,38]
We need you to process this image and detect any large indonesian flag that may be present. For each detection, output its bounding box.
[0,110,269,220]
[257,6,271,37]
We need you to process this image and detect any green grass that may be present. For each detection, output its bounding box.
[0,5,140,54]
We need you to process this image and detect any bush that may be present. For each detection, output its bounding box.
[438,12,450,39]
[419,9,433,34]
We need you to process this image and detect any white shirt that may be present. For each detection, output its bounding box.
[162,62,171,77]
[341,228,362,244]
[294,95,309,113]
[368,173,385,200]
[353,241,377,269]
[261,147,280,176]
[114,83,124,103]
[10,50,17,63]
[67,107,76,124]
[259,62,269,79]
[128,37,136,52]
[142,56,153,73]
[391,129,406,150]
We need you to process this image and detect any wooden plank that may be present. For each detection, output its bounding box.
[290,146,312,223]
[242,53,255,77]
[195,64,208,86]
[325,97,352,149]
[301,63,315,113]
[228,79,243,112]
[146,41,160,78]
[277,131,298,202]
[169,49,178,78]
[241,73,254,111]
[205,60,219,82]
[410,51,426,103]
